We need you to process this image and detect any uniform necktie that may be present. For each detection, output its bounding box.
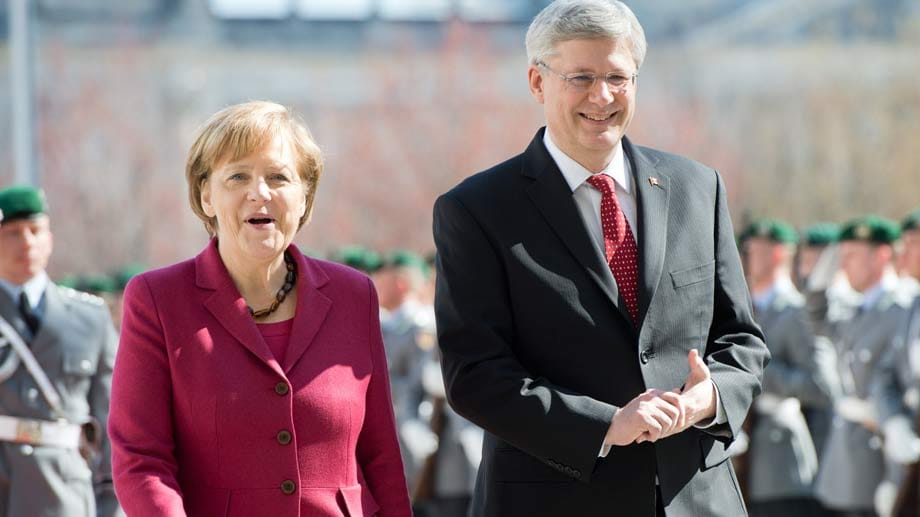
[19,291,40,336]
[586,174,639,325]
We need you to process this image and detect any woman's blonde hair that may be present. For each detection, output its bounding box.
[186,101,324,236]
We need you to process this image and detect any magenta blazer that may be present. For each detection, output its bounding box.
[108,240,411,516]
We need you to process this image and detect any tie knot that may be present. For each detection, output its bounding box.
[586,174,615,195]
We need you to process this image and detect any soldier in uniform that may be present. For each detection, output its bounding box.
[739,219,836,517]
[0,186,120,516]
[375,251,438,488]
[870,209,920,516]
[811,215,911,517]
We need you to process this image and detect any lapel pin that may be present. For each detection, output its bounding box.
[648,177,661,188]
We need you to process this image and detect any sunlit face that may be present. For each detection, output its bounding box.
[900,230,920,280]
[201,135,307,265]
[529,37,637,172]
[839,241,887,292]
[0,216,53,285]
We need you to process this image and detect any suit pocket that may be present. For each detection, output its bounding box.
[670,261,715,290]
[699,435,731,470]
[338,484,380,517]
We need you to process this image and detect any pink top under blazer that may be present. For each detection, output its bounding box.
[108,240,411,517]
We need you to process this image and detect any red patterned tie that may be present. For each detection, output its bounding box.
[586,174,639,325]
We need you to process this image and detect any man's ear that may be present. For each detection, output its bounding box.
[528,65,545,104]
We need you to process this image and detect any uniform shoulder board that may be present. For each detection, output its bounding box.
[59,286,107,307]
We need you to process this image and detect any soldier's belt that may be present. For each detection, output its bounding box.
[0,415,82,448]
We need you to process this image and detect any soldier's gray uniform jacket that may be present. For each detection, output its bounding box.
[749,278,835,502]
[871,294,920,445]
[0,283,118,516]
[811,276,912,510]
[380,299,436,484]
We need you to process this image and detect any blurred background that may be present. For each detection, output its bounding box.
[0,0,918,276]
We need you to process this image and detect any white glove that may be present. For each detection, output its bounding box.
[399,419,438,461]
[725,430,749,457]
[874,479,898,517]
[806,244,840,292]
[421,359,446,399]
[835,397,876,426]
[882,415,920,464]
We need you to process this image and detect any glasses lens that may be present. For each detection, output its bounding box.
[605,75,630,90]
[568,75,595,90]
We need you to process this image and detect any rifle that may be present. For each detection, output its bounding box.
[411,396,447,505]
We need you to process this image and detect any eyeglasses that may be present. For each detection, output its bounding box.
[536,61,637,93]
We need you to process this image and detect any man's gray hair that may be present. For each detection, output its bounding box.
[525,0,647,69]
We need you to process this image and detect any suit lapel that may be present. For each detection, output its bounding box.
[280,247,332,374]
[522,129,627,321]
[625,138,670,330]
[197,240,285,378]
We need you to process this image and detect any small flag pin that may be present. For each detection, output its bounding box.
[648,177,660,187]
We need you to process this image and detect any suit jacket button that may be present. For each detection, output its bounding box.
[280,480,296,495]
[640,350,650,364]
[277,430,292,445]
[274,382,290,395]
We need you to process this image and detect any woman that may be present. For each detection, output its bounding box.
[108,101,411,516]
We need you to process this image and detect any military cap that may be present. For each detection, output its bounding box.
[114,264,147,291]
[839,215,901,244]
[383,250,429,276]
[77,274,118,295]
[901,209,920,232]
[57,274,80,289]
[0,185,48,222]
[801,223,841,247]
[331,246,382,274]
[738,218,798,244]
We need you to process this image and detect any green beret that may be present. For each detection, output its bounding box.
[0,185,48,222]
[801,223,841,246]
[57,274,80,289]
[738,218,798,244]
[113,264,147,290]
[902,209,920,232]
[77,274,117,295]
[383,250,429,275]
[330,246,382,274]
[840,215,901,244]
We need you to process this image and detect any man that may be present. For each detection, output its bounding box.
[738,220,835,516]
[811,215,911,517]
[375,251,439,489]
[869,208,920,515]
[432,2,769,515]
[0,185,120,516]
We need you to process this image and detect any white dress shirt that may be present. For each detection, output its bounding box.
[541,131,726,458]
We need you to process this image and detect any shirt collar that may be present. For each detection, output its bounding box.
[543,129,630,194]
[0,272,50,309]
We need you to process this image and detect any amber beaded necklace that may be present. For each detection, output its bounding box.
[248,252,297,319]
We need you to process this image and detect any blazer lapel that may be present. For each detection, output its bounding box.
[196,240,285,378]
[280,246,332,374]
[625,138,670,329]
[522,128,626,320]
